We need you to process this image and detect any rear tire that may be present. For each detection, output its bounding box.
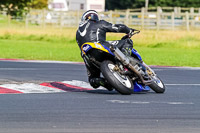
[100,60,133,95]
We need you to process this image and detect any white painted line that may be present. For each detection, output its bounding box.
[107,100,150,104]
[0,83,65,93]
[63,81,200,87]
[167,102,194,105]
[166,84,200,86]
[0,68,38,70]
[1,59,200,69]
[107,100,194,105]
[0,59,84,64]
[171,67,200,70]
[16,60,84,64]
[150,66,200,70]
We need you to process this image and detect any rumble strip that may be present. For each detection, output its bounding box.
[0,80,100,94]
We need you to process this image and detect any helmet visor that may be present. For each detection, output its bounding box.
[90,14,99,21]
[85,13,99,21]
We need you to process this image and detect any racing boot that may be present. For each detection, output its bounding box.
[89,78,113,91]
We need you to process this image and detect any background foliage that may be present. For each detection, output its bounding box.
[0,0,31,17]
[105,0,200,10]
[0,0,47,17]
[29,0,48,9]
[1,0,200,16]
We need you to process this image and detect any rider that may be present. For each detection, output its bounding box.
[76,10,134,90]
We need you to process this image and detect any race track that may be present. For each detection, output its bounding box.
[0,60,200,133]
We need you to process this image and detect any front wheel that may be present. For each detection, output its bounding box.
[100,60,133,95]
[149,76,165,93]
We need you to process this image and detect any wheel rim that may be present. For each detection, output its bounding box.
[153,76,164,88]
[108,64,132,88]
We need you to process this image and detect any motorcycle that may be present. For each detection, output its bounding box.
[81,29,165,95]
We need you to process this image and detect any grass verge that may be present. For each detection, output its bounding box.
[0,26,199,67]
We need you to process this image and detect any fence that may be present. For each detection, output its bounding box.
[2,7,200,30]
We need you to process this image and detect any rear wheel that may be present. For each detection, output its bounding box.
[100,60,133,95]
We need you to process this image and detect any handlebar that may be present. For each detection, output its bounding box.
[130,29,140,37]
[121,29,140,40]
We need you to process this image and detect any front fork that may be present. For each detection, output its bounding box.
[142,62,156,77]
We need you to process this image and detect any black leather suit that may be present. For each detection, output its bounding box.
[76,19,133,89]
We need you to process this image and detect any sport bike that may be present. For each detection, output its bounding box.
[81,29,165,95]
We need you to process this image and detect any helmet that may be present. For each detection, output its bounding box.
[81,10,99,22]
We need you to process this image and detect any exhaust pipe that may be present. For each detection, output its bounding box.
[110,46,153,85]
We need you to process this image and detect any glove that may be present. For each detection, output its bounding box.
[128,29,134,38]
[121,29,135,40]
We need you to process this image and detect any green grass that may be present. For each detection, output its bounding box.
[136,47,200,67]
[0,38,81,61]
[0,19,199,67]
[0,35,199,67]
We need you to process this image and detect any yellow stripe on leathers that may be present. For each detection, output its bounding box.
[81,42,109,54]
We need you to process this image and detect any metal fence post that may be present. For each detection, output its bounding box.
[156,7,161,31]
[77,10,80,26]
[141,7,145,29]
[25,14,29,29]
[60,12,64,27]
[42,9,46,28]
[109,10,113,23]
[190,7,194,13]
[171,12,175,30]
[174,7,177,13]
[7,14,11,27]
[178,7,181,14]
[186,11,190,31]
[125,9,130,26]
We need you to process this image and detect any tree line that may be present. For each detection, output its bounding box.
[0,0,47,17]
[105,0,200,10]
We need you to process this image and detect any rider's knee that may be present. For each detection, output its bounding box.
[89,78,100,88]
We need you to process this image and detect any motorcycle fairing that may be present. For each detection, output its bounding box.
[133,82,150,92]
[81,42,114,56]
[131,49,142,61]
[81,42,150,93]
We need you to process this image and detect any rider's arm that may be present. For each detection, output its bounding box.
[101,20,131,34]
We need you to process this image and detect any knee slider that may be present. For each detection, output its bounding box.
[89,78,100,88]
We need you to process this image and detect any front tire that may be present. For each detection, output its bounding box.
[149,76,165,93]
[100,60,133,95]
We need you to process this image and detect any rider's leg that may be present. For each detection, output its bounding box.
[89,77,113,91]
[120,38,133,55]
[82,53,113,91]
[87,67,113,91]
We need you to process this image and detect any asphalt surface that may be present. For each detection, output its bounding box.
[0,61,200,133]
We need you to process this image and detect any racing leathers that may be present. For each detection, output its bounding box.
[76,19,133,90]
